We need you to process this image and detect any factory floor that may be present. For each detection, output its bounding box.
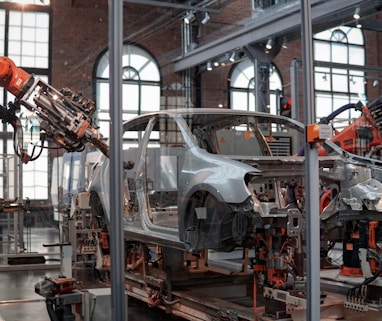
[1,227,380,321]
[0,227,181,321]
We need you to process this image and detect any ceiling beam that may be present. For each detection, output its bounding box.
[174,0,382,71]
[123,0,222,13]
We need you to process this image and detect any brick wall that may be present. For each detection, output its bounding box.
[364,12,382,102]
[50,1,382,114]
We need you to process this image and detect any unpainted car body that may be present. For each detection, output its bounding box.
[87,108,382,253]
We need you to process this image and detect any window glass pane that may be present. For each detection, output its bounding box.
[269,69,282,91]
[22,149,48,199]
[138,61,160,81]
[97,82,110,111]
[9,10,49,68]
[123,83,139,110]
[346,27,364,45]
[98,112,110,138]
[23,12,38,27]
[23,28,36,41]
[349,73,365,94]
[122,46,160,79]
[231,90,256,111]
[9,26,21,40]
[332,73,348,92]
[314,29,332,41]
[314,41,330,61]
[315,94,333,119]
[9,11,21,25]
[22,42,35,54]
[315,67,331,91]
[349,46,364,65]
[331,43,347,64]
[38,28,49,42]
[141,86,160,112]
[269,93,277,115]
[248,91,255,111]
[22,56,36,66]
[231,91,248,110]
[37,14,50,27]
[234,73,253,88]
[8,41,21,55]
[96,81,111,138]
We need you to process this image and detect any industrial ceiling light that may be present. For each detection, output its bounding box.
[229,52,236,62]
[201,12,210,25]
[356,20,362,29]
[353,7,360,20]
[265,38,273,50]
[184,11,195,24]
[282,37,288,49]
[207,61,212,71]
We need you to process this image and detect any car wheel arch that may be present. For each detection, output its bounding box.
[178,184,225,241]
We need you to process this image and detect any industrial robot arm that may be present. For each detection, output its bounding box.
[0,56,109,163]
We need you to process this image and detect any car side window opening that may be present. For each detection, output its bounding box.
[122,119,149,221]
[216,121,273,156]
[192,127,218,154]
[144,115,185,228]
[190,115,298,158]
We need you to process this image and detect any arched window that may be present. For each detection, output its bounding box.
[314,26,365,124]
[229,59,282,114]
[95,43,161,138]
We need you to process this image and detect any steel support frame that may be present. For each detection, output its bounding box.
[174,0,381,72]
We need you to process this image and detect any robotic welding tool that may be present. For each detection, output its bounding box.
[0,56,109,163]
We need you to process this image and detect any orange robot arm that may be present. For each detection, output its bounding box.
[0,56,32,97]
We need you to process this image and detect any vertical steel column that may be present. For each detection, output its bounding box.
[254,59,260,112]
[109,0,127,321]
[182,21,192,108]
[301,1,320,320]
[290,59,299,122]
[290,59,301,154]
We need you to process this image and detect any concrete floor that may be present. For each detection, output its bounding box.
[0,226,64,321]
[0,269,62,321]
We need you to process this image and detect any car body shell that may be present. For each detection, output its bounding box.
[87,108,382,251]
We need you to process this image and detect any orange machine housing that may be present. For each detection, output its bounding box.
[0,56,32,97]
